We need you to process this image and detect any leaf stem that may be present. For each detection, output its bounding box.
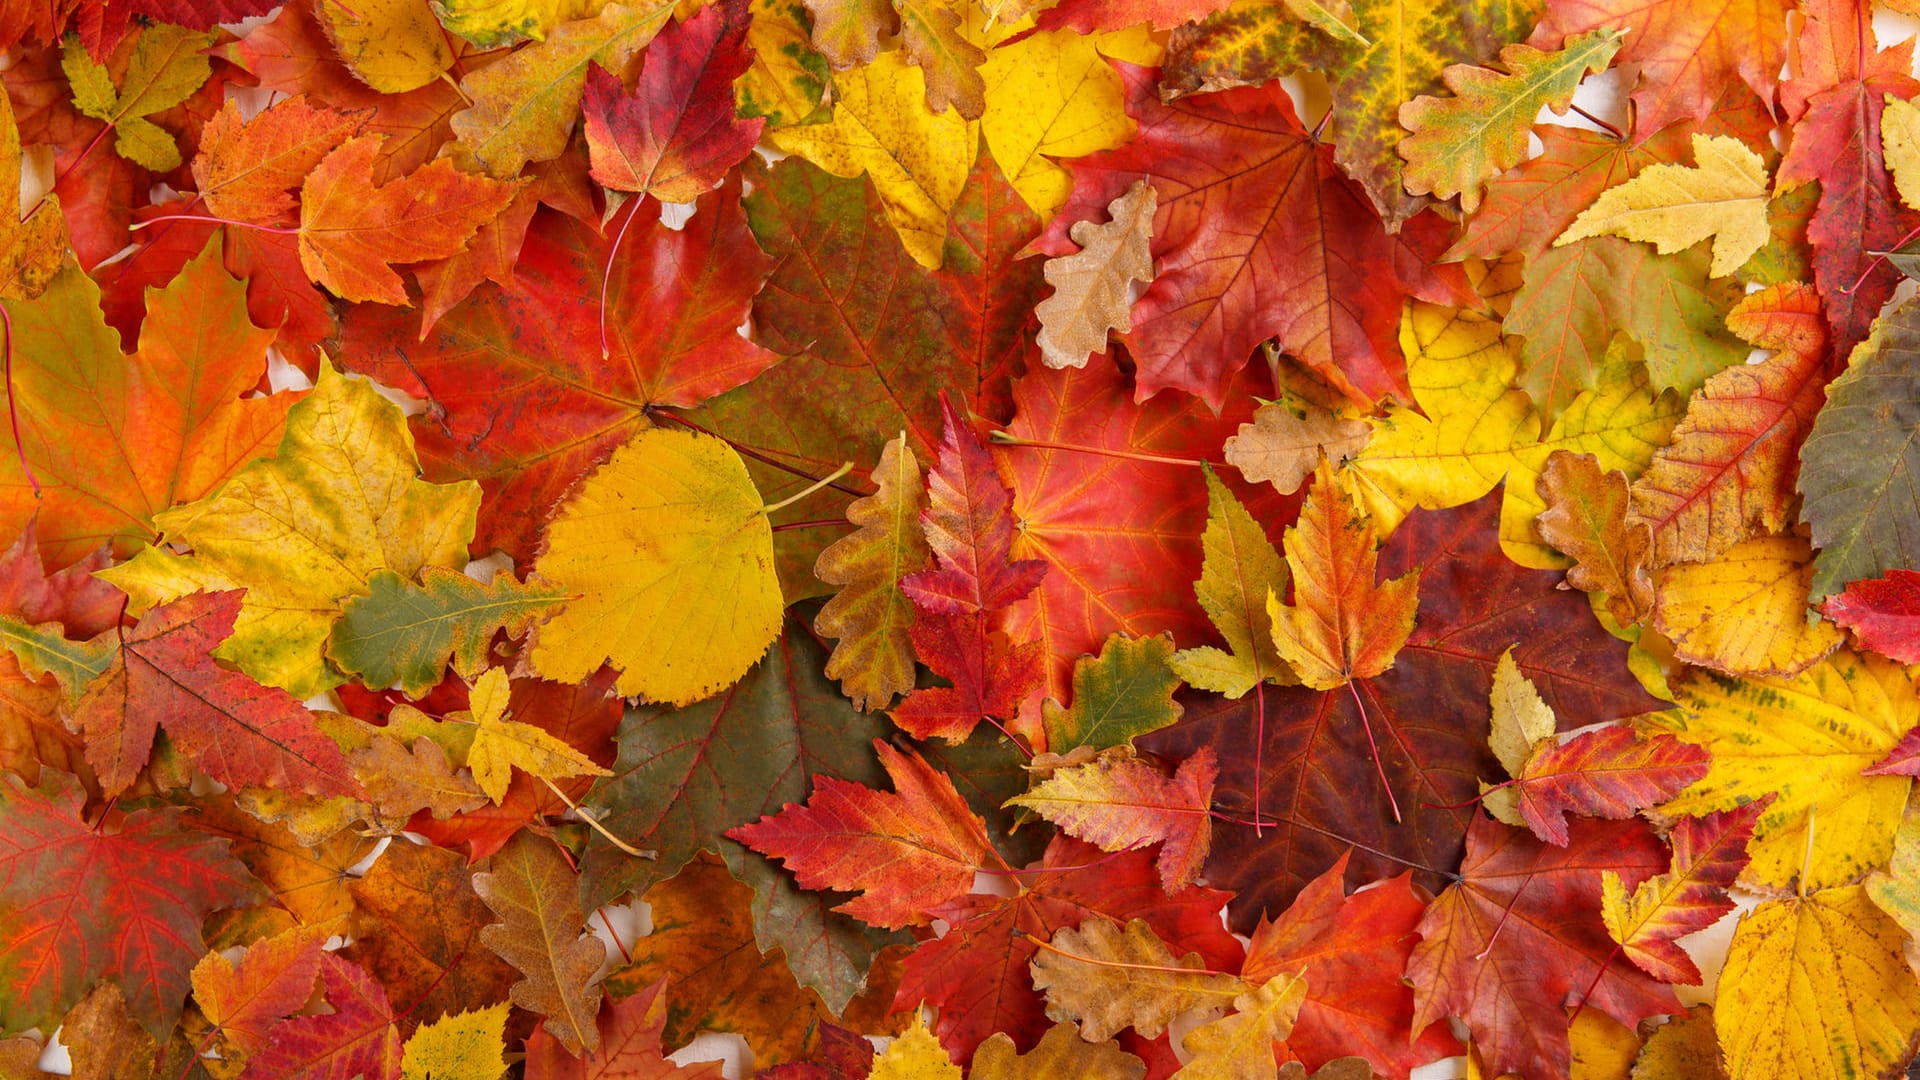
[1253,679,1266,837]
[651,411,870,496]
[1849,221,1920,294]
[1566,103,1623,139]
[769,518,854,533]
[599,197,643,359]
[981,713,1035,761]
[987,430,1233,471]
[1014,926,1241,979]
[1348,679,1403,823]
[539,774,657,860]
[48,123,113,201]
[0,303,40,498]
[130,214,302,236]
[760,461,855,514]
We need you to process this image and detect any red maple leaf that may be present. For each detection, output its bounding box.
[240,953,402,1080]
[1408,815,1679,1080]
[1825,570,1920,664]
[1241,853,1462,1079]
[1509,727,1710,847]
[1141,489,1661,931]
[0,773,264,1037]
[894,836,1243,1063]
[1037,62,1406,408]
[74,590,364,799]
[582,0,765,202]
[525,977,725,1079]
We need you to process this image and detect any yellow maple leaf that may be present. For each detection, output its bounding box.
[400,1002,508,1080]
[770,50,977,268]
[1170,466,1292,698]
[529,426,788,706]
[1650,650,1919,891]
[871,1013,962,1080]
[462,669,610,804]
[980,28,1145,218]
[1718,887,1920,1080]
[98,363,480,697]
[1556,134,1771,277]
[1651,534,1844,678]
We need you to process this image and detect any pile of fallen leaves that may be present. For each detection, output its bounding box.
[1,0,1919,1076]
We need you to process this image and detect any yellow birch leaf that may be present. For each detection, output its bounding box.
[434,0,612,46]
[1348,298,1535,535]
[1224,399,1371,496]
[1173,970,1308,1080]
[1717,887,1920,1080]
[972,1023,1146,1080]
[769,51,977,269]
[98,364,481,697]
[462,669,610,804]
[1569,1010,1640,1080]
[1650,650,1919,891]
[1651,534,1845,678]
[400,1003,508,1080]
[871,1014,962,1080]
[451,1,674,178]
[1556,134,1770,278]
[1030,917,1246,1041]
[529,426,786,706]
[1170,466,1292,699]
[320,0,456,93]
[980,29,1139,218]
[813,433,930,712]
[1883,95,1920,214]
[1035,179,1156,370]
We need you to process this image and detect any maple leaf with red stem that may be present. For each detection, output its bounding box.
[582,0,765,203]
[727,739,1001,929]
[1035,62,1407,409]
[0,772,266,1038]
[1408,815,1680,1080]
[73,590,364,799]
[895,836,1243,1064]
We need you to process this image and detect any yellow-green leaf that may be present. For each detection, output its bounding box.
[61,25,214,170]
[1173,970,1308,1080]
[463,669,611,804]
[1556,134,1770,278]
[327,567,570,698]
[400,1003,508,1080]
[1170,467,1292,699]
[813,433,930,712]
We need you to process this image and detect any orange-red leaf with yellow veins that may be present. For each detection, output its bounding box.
[238,953,402,1080]
[191,925,330,1058]
[1508,726,1710,847]
[727,740,997,930]
[1007,747,1217,892]
[1267,465,1419,690]
[1408,815,1679,1080]
[192,95,370,226]
[1242,853,1462,1079]
[1601,800,1767,985]
[998,360,1291,702]
[297,135,520,304]
[581,0,765,202]
[901,395,1048,617]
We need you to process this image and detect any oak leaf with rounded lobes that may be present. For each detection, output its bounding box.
[1223,401,1370,498]
[971,1023,1146,1080]
[1031,917,1245,1041]
[1035,179,1156,371]
[529,427,783,707]
[474,833,606,1056]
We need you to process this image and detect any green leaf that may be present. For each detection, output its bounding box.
[326,568,569,698]
[1799,296,1920,599]
[1170,467,1291,698]
[580,607,904,1012]
[1043,632,1184,756]
[0,616,116,707]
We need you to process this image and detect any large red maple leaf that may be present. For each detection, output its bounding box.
[0,773,265,1038]
[996,360,1292,702]
[1408,815,1680,1080]
[342,177,776,561]
[1036,62,1406,409]
[1141,489,1661,931]
[893,836,1243,1063]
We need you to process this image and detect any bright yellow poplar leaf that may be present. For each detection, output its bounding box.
[1266,465,1419,690]
[813,433,930,711]
[770,51,978,268]
[1173,970,1308,1080]
[463,669,610,804]
[529,427,786,706]
[1650,650,1919,891]
[1568,1011,1641,1080]
[1170,467,1292,698]
[99,364,481,697]
[400,1003,508,1080]
[1718,887,1920,1080]
[319,0,456,93]
[981,29,1139,218]
[871,1013,962,1080]
[1348,298,1536,535]
[1883,95,1920,213]
[1556,135,1770,278]
[1651,534,1844,677]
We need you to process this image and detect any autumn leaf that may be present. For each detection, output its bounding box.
[400,1003,508,1080]
[872,1014,963,1079]
[1534,450,1654,626]
[61,25,213,170]
[1397,30,1624,213]
[1030,917,1245,1041]
[193,96,371,226]
[1503,724,1710,848]
[1600,801,1767,985]
[462,668,610,803]
[1717,887,1920,1080]
[475,832,606,1055]
[728,740,996,930]
[1408,816,1679,1080]
[1824,569,1920,663]
[240,954,403,1080]
[1555,133,1770,277]
[318,0,456,95]
[977,27,1143,218]
[523,977,725,1078]
[581,0,765,201]
[814,434,931,711]
[1174,971,1308,1080]
[0,773,265,1038]
[1650,534,1845,676]
[190,926,330,1061]
[0,525,123,785]
[327,567,569,698]
[99,362,480,698]
[971,1023,1146,1080]
[1169,467,1291,699]
[1035,179,1155,371]
[1223,401,1370,498]
[1008,746,1215,891]
[529,426,784,706]
[0,90,64,302]
[1041,633,1185,756]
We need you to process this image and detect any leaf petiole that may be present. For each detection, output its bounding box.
[760,461,854,515]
